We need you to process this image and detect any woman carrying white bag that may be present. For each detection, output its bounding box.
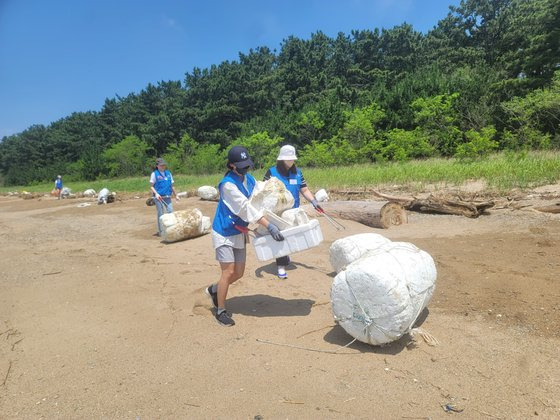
[263,145,322,279]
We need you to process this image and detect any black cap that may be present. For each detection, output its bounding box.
[227,146,253,169]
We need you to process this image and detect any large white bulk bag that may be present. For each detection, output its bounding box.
[61,187,72,198]
[249,177,294,215]
[329,233,391,274]
[197,186,219,201]
[331,241,436,345]
[160,208,211,243]
[83,189,96,197]
[98,188,110,204]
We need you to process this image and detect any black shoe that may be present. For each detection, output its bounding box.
[215,310,235,327]
[205,286,218,308]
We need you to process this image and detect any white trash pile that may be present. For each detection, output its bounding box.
[249,177,295,215]
[197,186,219,201]
[330,233,437,346]
[249,178,324,261]
[160,209,211,243]
[97,188,116,204]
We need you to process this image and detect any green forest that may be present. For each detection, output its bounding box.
[1,0,559,186]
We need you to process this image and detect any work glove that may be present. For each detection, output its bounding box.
[267,223,284,241]
[311,199,323,212]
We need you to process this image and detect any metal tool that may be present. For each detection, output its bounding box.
[316,207,346,230]
[159,196,172,212]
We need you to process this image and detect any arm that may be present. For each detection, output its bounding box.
[221,182,263,224]
[299,172,322,210]
[300,186,315,203]
[221,183,283,240]
[150,184,162,201]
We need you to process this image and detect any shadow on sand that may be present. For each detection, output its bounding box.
[322,308,431,355]
[227,294,315,317]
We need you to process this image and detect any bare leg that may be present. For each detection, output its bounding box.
[217,261,246,309]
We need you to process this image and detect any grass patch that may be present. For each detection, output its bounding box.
[2,151,559,194]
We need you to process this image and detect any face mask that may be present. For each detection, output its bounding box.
[236,166,249,175]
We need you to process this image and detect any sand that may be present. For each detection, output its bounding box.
[1,193,559,418]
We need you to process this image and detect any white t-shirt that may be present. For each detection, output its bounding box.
[149,171,174,185]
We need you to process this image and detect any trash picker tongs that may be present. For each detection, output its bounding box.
[316,207,346,230]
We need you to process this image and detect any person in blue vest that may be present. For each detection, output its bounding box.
[264,145,323,279]
[54,175,63,199]
[149,158,178,236]
[206,146,285,327]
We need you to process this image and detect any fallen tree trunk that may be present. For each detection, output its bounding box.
[303,200,407,229]
[534,203,560,214]
[371,191,494,218]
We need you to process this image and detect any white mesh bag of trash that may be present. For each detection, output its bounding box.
[160,208,211,243]
[329,233,392,274]
[249,177,294,215]
[197,186,219,201]
[331,241,437,345]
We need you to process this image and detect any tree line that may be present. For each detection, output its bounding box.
[1,0,559,186]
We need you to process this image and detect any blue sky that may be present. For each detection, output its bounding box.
[0,0,460,138]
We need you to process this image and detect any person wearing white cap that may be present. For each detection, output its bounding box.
[263,144,323,279]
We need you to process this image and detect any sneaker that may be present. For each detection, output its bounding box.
[277,266,288,279]
[215,310,235,327]
[205,285,218,308]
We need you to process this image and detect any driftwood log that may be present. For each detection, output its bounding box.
[303,200,407,229]
[371,191,494,218]
[534,203,560,214]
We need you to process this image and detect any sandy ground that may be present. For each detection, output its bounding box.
[1,192,559,419]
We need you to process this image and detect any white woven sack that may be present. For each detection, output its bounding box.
[329,233,391,274]
[160,209,211,242]
[83,189,96,197]
[97,188,110,204]
[197,186,219,201]
[249,177,294,215]
[331,241,437,345]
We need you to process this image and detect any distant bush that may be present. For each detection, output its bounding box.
[163,134,227,174]
[382,128,434,161]
[298,138,361,167]
[454,126,498,159]
[235,131,282,169]
[103,135,149,177]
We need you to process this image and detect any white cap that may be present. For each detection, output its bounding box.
[277,145,298,161]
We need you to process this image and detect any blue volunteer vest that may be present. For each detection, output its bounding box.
[152,170,173,196]
[212,172,257,237]
[55,179,63,189]
[269,166,303,208]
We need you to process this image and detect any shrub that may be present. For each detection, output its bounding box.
[234,131,283,169]
[454,126,498,159]
[103,135,149,177]
[382,128,434,161]
[338,104,385,149]
[298,138,361,167]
